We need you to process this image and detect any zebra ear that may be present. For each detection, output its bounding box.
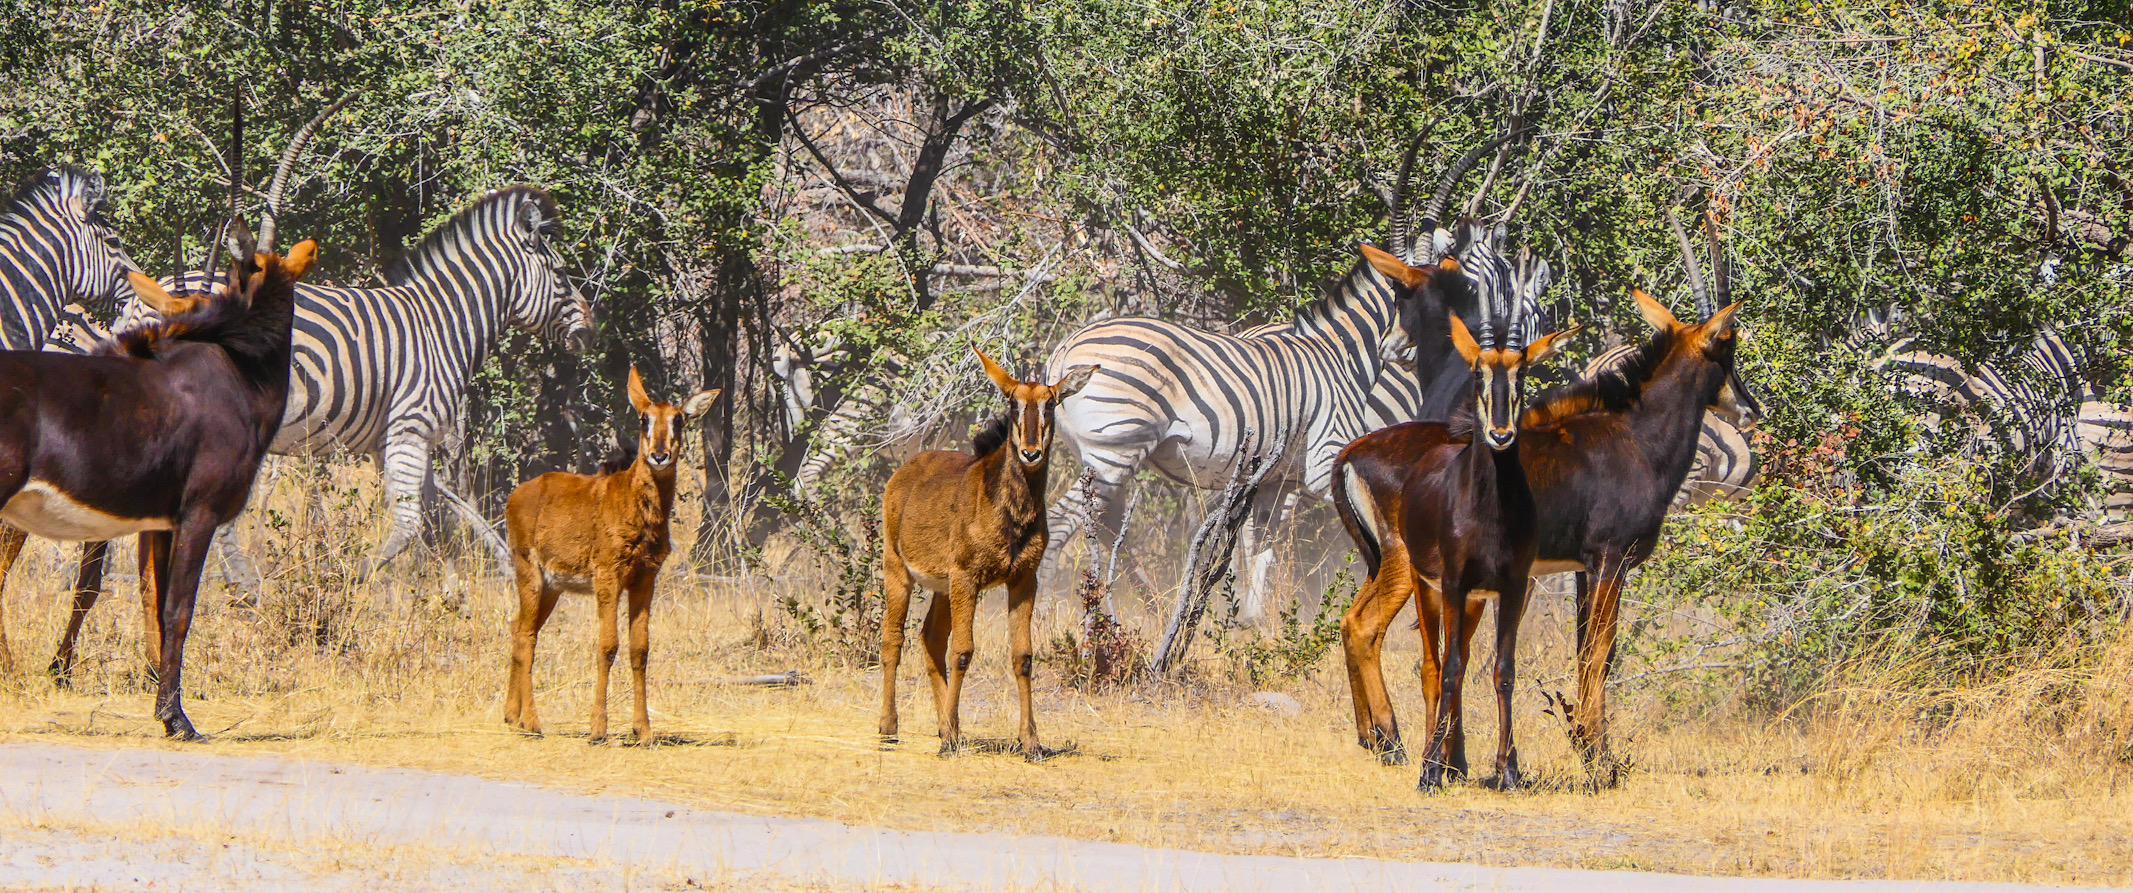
[681,388,723,419]
[518,201,545,240]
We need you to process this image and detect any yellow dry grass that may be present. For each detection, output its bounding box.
[1,457,2130,887]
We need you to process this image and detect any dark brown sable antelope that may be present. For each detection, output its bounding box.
[503,367,719,743]
[1332,294,1577,789]
[1339,278,1749,782]
[0,229,316,738]
[879,346,1097,757]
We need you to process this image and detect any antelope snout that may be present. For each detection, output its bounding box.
[1019,448,1044,464]
[1485,427,1518,450]
[650,451,673,466]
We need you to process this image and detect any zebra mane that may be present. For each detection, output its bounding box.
[382,185,558,286]
[1522,325,1680,429]
[1293,256,1399,333]
[971,410,1015,458]
[7,165,103,216]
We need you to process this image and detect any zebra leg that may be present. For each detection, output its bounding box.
[1231,485,1290,625]
[211,524,263,602]
[360,432,434,580]
[435,478,513,572]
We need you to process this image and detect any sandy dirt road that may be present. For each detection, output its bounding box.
[0,742,2119,892]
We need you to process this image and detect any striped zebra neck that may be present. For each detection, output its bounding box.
[0,168,123,351]
[1290,260,1404,383]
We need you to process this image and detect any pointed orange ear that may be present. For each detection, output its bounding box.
[281,240,318,279]
[1438,256,1460,273]
[973,345,1019,396]
[627,365,654,414]
[1632,289,1681,331]
[1524,325,1583,366]
[1693,301,1743,349]
[1447,312,1481,366]
[129,271,198,316]
[1360,244,1428,289]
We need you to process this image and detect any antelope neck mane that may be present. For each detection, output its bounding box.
[1522,325,1681,428]
[971,410,1014,458]
[111,272,289,361]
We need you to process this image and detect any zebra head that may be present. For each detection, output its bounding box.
[498,188,594,352]
[12,166,138,310]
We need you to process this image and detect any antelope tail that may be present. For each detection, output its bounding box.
[1331,458,1383,578]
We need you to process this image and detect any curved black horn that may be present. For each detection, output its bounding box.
[257,91,357,254]
[1665,203,1714,321]
[1422,130,1515,233]
[1704,206,1729,315]
[1387,122,1436,263]
[205,95,244,284]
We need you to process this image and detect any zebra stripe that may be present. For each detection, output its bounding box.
[0,166,134,351]
[1881,328,2084,466]
[117,186,593,571]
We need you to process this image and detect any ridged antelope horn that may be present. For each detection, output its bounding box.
[1387,122,1436,263]
[1665,203,1714,321]
[205,95,244,284]
[1704,206,1729,316]
[257,92,357,254]
[1422,131,1514,234]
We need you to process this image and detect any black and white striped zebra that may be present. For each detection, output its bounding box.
[1,166,135,351]
[119,186,593,574]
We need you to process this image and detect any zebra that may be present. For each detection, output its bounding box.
[1045,217,1547,623]
[118,185,594,577]
[1,165,135,350]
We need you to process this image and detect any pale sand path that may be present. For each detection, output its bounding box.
[0,742,2118,892]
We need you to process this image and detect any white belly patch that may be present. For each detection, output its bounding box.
[910,570,950,593]
[1531,559,1589,576]
[542,568,595,593]
[0,481,173,541]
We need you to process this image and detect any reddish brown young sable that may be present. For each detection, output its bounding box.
[502,367,719,743]
[878,346,1097,758]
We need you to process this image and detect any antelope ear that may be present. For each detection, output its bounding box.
[681,388,723,419]
[1696,301,1743,348]
[281,240,318,280]
[1524,325,1583,366]
[129,272,196,316]
[1052,364,1099,401]
[973,345,1019,396]
[1437,255,1460,273]
[627,365,655,414]
[1448,312,1481,366]
[1632,288,1681,331]
[1360,244,1428,289]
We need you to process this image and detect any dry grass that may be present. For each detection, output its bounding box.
[1,458,2130,887]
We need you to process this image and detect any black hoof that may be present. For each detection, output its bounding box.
[45,663,73,691]
[937,740,964,757]
[162,716,203,741]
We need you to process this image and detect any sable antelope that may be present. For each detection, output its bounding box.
[879,347,1097,757]
[502,368,718,743]
[0,225,316,738]
[1044,130,1531,627]
[1339,277,1750,780]
[1332,295,1577,789]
